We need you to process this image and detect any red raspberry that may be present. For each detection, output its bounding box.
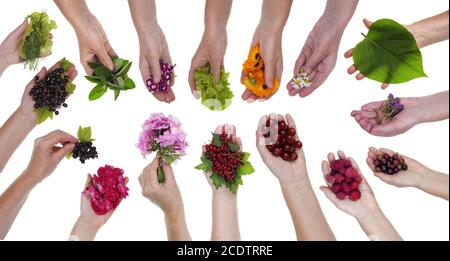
[349,190,361,201]
[341,182,351,193]
[343,160,352,168]
[334,174,345,183]
[336,192,346,200]
[332,183,341,193]
[350,181,359,190]
[325,174,334,183]
[354,175,363,184]
[330,160,344,171]
[344,167,354,178]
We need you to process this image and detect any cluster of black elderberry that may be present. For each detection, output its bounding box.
[73,142,98,164]
[29,68,69,115]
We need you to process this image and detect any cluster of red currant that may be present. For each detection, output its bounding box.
[204,134,244,182]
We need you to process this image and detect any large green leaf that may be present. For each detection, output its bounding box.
[353,19,427,84]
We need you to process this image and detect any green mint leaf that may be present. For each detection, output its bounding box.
[116,61,132,77]
[113,58,124,73]
[85,75,102,84]
[77,126,95,142]
[89,84,107,101]
[87,61,101,69]
[212,133,222,147]
[123,78,136,90]
[94,66,114,81]
[353,19,427,84]
[34,107,53,124]
[114,90,121,100]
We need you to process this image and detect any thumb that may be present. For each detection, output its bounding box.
[54,143,75,162]
[320,186,339,206]
[363,18,373,29]
[10,19,28,39]
[210,60,221,83]
[263,60,275,88]
[162,163,175,183]
[96,47,114,71]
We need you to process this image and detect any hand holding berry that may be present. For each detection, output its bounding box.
[367,147,428,188]
[25,130,77,184]
[256,114,306,185]
[320,151,381,220]
[139,156,184,217]
[19,61,78,123]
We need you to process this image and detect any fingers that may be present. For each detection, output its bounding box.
[356,73,365,80]
[41,130,78,146]
[149,57,162,84]
[361,101,383,111]
[337,150,347,160]
[145,156,160,186]
[81,53,95,75]
[96,47,115,71]
[139,56,152,86]
[262,52,275,88]
[275,59,283,84]
[161,47,174,86]
[10,19,28,39]
[320,186,340,206]
[162,163,175,184]
[285,113,297,131]
[344,49,353,59]
[84,174,93,189]
[321,160,332,186]
[241,89,254,101]
[293,52,307,75]
[53,142,76,161]
[366,157,377,172]
[303,51,323,75]
[214,124,223,135]
[352,112,374,133]
[327,152,336,164]
[363,18,373,29]
[210,59,221,83]
[381,83,390,89]
[347,64,357,74]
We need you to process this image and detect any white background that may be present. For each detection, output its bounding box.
[0,0,448,241]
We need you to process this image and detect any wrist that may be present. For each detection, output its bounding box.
[356,207,384,225]
[212,189,236,202]
[407,23,425,48]
[0,49,9,74]
[21,167,43,187]
[16,107,37,128]
[71,216,100,240]
[165,208,186,226]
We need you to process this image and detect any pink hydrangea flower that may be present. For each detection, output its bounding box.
[137,113,188,161]
[82,165,129,215]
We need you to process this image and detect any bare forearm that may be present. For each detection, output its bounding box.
[357,210,402,241]
[165,211,191,241]
[322,0,358,28]
[0,108,35,172]
[417,169,449,201]
[0,170,37,239]
[259,0,293,33]
[418,91,449,123]
[211,192,240,240]
[281,177,335,241]
[70,217,99,241]
[54,0,93,29]
[409,11,449,48]
[204,0,232,32]
[0,53,8,76]
[128,0,158,36]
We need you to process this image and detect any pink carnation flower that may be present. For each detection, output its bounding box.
[82,165,129,215]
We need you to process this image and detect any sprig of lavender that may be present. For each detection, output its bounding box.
[378,94,404,124]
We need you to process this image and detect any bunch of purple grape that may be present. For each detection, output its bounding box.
[146,61,175,93]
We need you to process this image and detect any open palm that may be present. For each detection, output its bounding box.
[351,97,421,137]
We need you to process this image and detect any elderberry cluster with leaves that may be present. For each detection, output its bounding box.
[67,126,98,164]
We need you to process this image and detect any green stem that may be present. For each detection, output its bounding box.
[157,157,165,184]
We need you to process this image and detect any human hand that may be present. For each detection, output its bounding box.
[138,24,175,103]
[320,151,381,219]
[139,156,184,217]
[0,20,40,70]
[256,114,307,185]
[202,124,241,196]
[351,97,423,137]
[73,15,116,75]
[345,19,417,90]
[287,17,344,97]
[19,60,77,123]
[241,25,283,102]
[25,130,77,184]
[189,29,227,99]
[366,147,428,188]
